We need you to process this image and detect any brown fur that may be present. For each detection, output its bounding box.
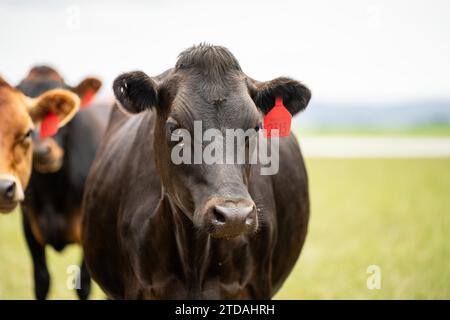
[0,79,80,213]
[28,89,79,126]
[0,85,35,211]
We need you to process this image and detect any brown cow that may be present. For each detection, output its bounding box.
[0,77,79,213]
[82,44,310,299]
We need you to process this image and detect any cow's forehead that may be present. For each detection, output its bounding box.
[0,86,24,108]
[18,79,64,98]
[163,45,260,129]
[0,87,31,137]
[169,81,260,131]
[25,66,63,82]
[18,66,65,98]
[175,44,242,78]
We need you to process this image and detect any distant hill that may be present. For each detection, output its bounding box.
[294,99,450,130]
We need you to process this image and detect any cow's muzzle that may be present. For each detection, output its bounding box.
[33,138,64,173]
[205,199,258,238]
[0,177,24,213]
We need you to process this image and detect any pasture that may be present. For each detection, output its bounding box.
[0,158,449,299]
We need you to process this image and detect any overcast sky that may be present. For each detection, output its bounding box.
[1,0,449,104]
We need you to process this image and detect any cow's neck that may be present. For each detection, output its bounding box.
[163,193,210,286]
[162,192,250,292]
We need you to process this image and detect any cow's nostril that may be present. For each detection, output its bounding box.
[208,203,257,238]
[213,205,255,225]
[212,208,226,224]
[5,182,16,200]
[36,145,51,156]
[0,180,16,201]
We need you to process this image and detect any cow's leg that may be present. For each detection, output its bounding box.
[22,214,50,300]
[76,258,91,300]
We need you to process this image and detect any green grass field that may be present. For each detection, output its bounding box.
[297,124,450,136]
[1,158,449,299]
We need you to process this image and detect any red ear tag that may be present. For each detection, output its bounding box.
[263,96,292,138]
[40,112,59,139]
[80,90,95,109]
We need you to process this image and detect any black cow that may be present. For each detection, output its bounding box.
[82,44,311,299]
[17,66,108,300]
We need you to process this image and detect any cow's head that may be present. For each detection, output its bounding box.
[113,44,311,238]
[17,66,101,173]
[0,77,79,213]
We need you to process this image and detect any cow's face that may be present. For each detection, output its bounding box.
[113,44,311,238]
[0,78,80,213]
[17,66,101,173]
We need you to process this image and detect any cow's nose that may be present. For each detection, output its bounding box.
[0,179,16,202]
[34,144,51,157]
[213,205,254,226]
[209,201,257,238]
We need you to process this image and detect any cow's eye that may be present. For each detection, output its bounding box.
[250,122,261,134]
[22,129,34,142]
[166,122,178,135]
[165,118,181,140]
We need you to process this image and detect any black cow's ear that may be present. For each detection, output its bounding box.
[113,71,158,114]
[73,77,102,97]
[248,77,311,116]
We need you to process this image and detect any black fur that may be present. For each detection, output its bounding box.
[17,66,106,300]
[82,44,311,299]
[29,66,61,77]
[252,77,311,116]
[113,71,158,114]
[176,43,241,79]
